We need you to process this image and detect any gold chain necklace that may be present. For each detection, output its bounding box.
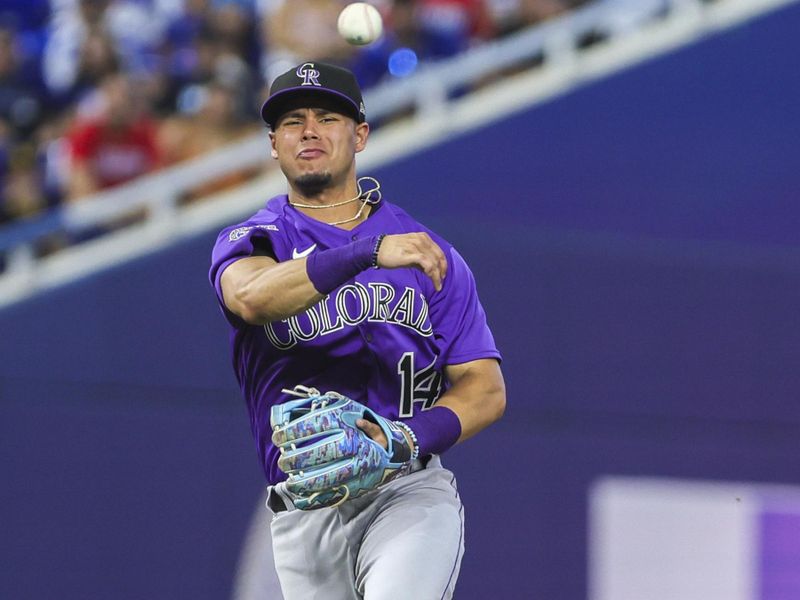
[289,177,382,225]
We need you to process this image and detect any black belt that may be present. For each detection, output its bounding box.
[267,490,289,513]
[268,456,430,514]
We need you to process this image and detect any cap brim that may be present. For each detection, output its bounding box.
[261,86,363,128]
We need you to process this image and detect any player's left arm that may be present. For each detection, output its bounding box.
[359,245,505,452]
[358,358,505,450]
[436,358,505,443]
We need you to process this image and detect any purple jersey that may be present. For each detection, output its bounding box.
[209,195,501,484]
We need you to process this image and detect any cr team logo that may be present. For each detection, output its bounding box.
[296,63,321,86]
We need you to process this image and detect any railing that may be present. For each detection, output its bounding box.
[0,0,792,302]
[0,2,662,261]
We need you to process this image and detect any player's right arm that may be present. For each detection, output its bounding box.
[220,232,447,325]
[221,255,323,325]
[377,232,447,291]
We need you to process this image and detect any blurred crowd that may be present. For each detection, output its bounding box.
[0,0,595,228]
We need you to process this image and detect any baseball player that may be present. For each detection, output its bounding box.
[209,62,505,599]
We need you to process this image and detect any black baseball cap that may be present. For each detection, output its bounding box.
[260,62,366,129]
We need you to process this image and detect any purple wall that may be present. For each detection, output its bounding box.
[2,4,800,598]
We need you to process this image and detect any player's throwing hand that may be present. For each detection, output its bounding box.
[377,233,448,291]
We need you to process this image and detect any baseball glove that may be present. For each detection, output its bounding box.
[270,385,414,510]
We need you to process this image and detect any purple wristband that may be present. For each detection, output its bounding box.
[404,405,462,456]
[305,235,379,295]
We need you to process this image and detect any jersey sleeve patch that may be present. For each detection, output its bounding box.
[228,224,279,242]
[209,221,282,327]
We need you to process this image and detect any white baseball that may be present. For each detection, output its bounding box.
[337,2,383,46]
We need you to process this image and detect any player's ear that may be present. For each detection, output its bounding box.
[268,131,279,159]
[354,122,369,154]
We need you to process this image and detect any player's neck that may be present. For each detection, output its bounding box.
[288,181,372,229]
[288,184,355,207]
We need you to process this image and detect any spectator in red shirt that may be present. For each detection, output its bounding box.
[66,72,159,200]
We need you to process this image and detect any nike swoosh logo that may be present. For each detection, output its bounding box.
[292,244,317,259]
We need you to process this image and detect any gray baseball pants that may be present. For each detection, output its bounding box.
[267,456,465,600]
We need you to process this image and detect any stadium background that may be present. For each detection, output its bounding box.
[2,2,799,598]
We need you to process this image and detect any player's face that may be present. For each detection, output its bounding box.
[270,107,369,194]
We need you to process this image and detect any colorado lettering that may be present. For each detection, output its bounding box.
[263,282,433,349]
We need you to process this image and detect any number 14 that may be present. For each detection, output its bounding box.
[397,352,443,418]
